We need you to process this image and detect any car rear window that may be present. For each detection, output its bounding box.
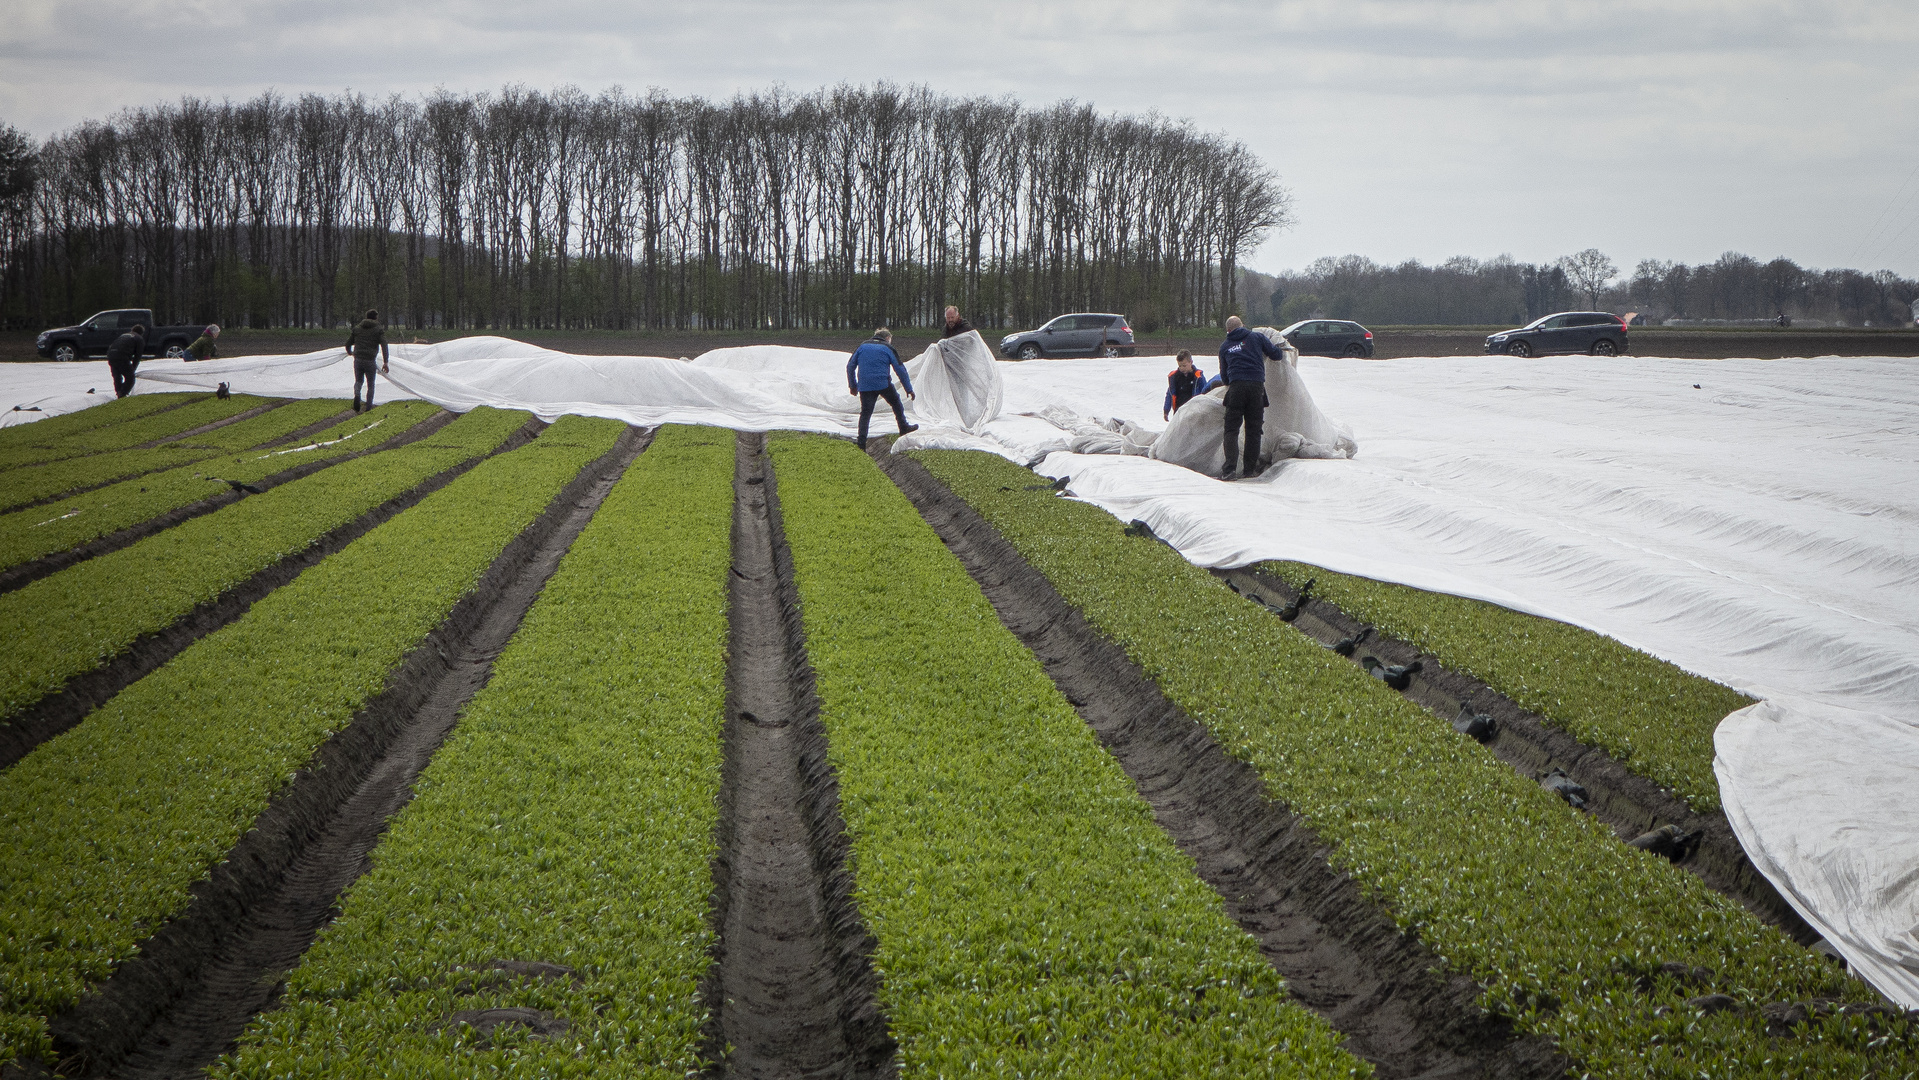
[1077,315,1115,330]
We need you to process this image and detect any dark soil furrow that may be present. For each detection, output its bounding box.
[42,425,651,1080]
[1214,566,1821,947]
[0,414,541,773]
[876,448,1566,1080]
[701,431,895,1080]
[0,409,455,596]
[141,398,291,448]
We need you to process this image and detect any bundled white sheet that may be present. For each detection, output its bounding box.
[5,340,1914,1006]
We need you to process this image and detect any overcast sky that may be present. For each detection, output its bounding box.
[5,0,1916,277]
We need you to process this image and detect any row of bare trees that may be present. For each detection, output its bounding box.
[1,84,1293,333]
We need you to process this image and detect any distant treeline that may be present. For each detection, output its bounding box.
[1239,252,1919,328]
[0,83,1291,333]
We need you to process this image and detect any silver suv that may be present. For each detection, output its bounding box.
[999,313,1136,359]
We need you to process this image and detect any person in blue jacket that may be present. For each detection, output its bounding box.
[1216,315,1286,479]
[1163,349,1208,420]
[847,327,919,449]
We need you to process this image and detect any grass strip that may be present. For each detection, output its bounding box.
[772,435,1364,1078]
[0,415,625,1070]
[914,448,1910,1079]
[0,394,192,450]
[0,407,530,726]
[1255,562,1751,811]
[0,400,434,573]
[210,425,735,1080]
[0,394,267,472]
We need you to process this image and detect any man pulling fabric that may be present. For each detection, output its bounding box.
[345,309,390,413]
[1216,315,1286,479]
[846,327,919,449]
[106,324,146,399]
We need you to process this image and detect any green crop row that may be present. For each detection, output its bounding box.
[212,425,735,1079]
[0,401,436,573]
[0,394,192,450]
[1256,561,1751,811]
[0,398,356,513]
[0,393,267,471]
[0,415,626,1071]
[0,406,530,726]
[914,449,1908,1079]
[772,435,1363,1078]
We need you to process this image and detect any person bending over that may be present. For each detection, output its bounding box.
[1216,315,1285,479]
[846,327,919,449]
[1163,349,1208,420]
[345,309,390,412]
[107,324,146,398]
[186,323,220,361]
[941,305,974,339]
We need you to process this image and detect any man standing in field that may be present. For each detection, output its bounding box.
[345,309,389,413]
[1216,315,1285,479]
[941,305,974,338]
[106,323,146,398]
[847,327,919,450]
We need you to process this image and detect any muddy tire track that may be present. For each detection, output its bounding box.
[701,431,896,1079]
[35,426,650,1080]
[876,448,1567,1080]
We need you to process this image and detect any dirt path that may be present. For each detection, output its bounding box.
[39,427,650,1080]
[703,432,894,1079]
[876,447,1567,1080]
[1215,566,1823,948]
[0,411,525,773]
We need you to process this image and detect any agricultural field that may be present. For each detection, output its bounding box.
[0,406,1913,1079]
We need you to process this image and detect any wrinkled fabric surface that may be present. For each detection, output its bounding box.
[4,342,1915,1006]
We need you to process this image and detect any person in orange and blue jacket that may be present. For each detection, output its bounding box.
[1163,349,1208,420]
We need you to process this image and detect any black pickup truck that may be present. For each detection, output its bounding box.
[35,309,207,362]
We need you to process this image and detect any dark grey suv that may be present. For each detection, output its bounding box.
[999,313,1136,359]
[1279,319,1374,357]
[1485,312,1629,357]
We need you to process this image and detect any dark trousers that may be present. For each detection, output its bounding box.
[352,354,379,408]
[108,358,137,399]
[1222,382,1266,476]
[857,385,907,446]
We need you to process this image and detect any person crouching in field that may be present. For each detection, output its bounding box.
[1163,349,1207,421]
[107,324,146,398]
[345,309,389,412]
[847,327,919,450]
[186,324,219,361]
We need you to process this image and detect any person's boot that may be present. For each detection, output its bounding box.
[857,437,867,450]
[899,423,919,435]
[352,398,361,412]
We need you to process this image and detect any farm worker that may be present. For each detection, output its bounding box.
[106,324,146,398]
[345,309,390,413]
[185,324,220,361]
[1216,315,1284,480]
[1163,349,1208,420]
[846,327,919,450]
[941,305,974,339]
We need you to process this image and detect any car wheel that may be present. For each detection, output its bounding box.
[1342,343,1365,357]
[1099,345,1120,358]
[1506,341,1532,357]
[1591,339,1618,357]
[52,342,78,363]
[165,343,186,358]
[1018,343,1041,360]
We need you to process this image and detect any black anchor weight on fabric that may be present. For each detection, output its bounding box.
[1453,703,1497,743]
[1628,823,1701,863]
[1278,579,1315,622]
[1330,625,1372,657]
[1541,766,1589,810]
[1360,655,1422,691]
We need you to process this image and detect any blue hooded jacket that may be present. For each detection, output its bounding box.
[847,339,914,393]
[1217,326,1284,384]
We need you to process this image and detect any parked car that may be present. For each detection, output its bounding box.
[36,309,208,362]
[999,313,1136,359]
[1485,312,1629,357]
[1278,319,1374,357]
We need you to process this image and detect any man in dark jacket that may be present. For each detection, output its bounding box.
[846,327,919,449]
[106,324,146,398]
[941,306,974,339]
[1216,316,1286,479]
[345,309,389,412]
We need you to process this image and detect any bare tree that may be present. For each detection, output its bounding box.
[1557,248,1617,310]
